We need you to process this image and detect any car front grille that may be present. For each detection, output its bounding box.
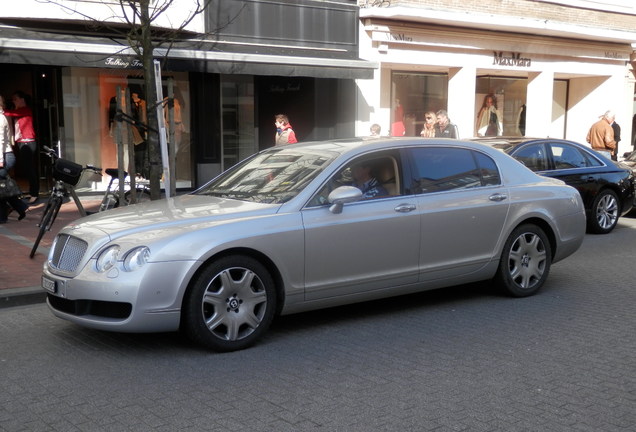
[49,234,88,273]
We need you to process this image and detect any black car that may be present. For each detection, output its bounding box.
[473,137,635,234]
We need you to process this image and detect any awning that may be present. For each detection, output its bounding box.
[0,25,377,80]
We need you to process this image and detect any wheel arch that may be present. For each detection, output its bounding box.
[181,247,286,319]
[510,217,557,261]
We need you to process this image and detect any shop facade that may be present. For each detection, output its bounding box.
[0,0,374,194]
[356,4,636,157]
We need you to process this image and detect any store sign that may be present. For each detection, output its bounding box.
[104,57,143,69]
[390,33,413,42]
[493,51,532,67]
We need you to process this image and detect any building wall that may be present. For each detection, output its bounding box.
[1,0,205,32]
[372,0,636,30]
[357,0,636,153]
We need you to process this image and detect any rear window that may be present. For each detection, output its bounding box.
[408,147,501,194]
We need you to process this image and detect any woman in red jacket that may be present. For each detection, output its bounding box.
[4,91,39,203]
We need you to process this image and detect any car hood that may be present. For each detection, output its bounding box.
[62,195,281,241]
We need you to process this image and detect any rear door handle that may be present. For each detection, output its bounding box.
[394,203,417,213]
[489,193,508,202]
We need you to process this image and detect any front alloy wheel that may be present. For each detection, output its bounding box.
[495,224,551,297]
[183,255,276,352]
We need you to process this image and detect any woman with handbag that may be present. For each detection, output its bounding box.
[0,95,27,223]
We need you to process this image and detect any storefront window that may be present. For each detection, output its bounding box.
[391,72,448,137]
[476,77,528,136]
[221,75,256,170]
[61,67,192,191]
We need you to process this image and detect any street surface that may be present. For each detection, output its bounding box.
[1,217,636,431]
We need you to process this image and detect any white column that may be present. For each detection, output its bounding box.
[448,66,476,139]
[526,71,554,138]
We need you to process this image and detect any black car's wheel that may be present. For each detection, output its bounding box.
[588,189,619,234]
[494,224,551,297]
[182,255,276,352]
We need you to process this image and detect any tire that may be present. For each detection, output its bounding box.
[494,224,551,297]
[30,196,61,259]
[182,255,277,352]
[588,189,619,234]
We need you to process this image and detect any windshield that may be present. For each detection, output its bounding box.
[195,147,339,204]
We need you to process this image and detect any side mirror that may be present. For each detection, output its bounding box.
[327,186,363,214]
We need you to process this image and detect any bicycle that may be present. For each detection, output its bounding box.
[29,147,102,258]
[98,168,151,212]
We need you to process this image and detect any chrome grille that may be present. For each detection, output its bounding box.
[50,234,88,272]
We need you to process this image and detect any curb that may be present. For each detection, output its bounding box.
[0,287,47,309]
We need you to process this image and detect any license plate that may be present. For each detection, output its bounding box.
[42,276,57,294]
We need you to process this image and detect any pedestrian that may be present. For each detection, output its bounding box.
[435,109,459,138]
[420,111,437,138]
[610,117,621,161]
[4,91,39,203]
[586,110,616,159]
[369,123,382,137]
[274,114,297,146]
[391,98,405,136]
[0,95,28,223]
[476,94,502,136]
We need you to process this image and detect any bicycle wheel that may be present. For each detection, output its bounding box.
[124,187,151,205]
[30,195,62,258]
[100,192,119,211]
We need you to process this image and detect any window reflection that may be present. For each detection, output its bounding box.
[409,147,501,193]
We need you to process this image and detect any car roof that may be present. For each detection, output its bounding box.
[262,137,543,190]
[268,137,511,159]
[470,136,596,152]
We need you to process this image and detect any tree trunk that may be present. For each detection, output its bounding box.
[140,1,163,200]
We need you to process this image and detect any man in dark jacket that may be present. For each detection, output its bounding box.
[611,119,621,161]
[435,110,459,139]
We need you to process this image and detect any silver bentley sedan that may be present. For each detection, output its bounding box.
[42,138,586,352]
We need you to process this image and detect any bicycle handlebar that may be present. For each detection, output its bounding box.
[42,146,102,174]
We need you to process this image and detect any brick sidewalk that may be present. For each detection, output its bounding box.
[0,197,102,302]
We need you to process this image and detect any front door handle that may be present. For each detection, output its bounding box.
[394,203,417,213]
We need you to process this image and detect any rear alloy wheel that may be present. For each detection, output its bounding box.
[589,189,619,234]
[183,255,276,352]
[495,224,551,297]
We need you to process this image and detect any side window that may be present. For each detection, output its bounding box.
[409,147,485,194]
[307,152,401,206]
[513,144,548,171]
[473,151,501,186]
[550,143,601,168]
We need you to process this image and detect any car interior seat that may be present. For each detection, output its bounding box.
[376,158,399,196]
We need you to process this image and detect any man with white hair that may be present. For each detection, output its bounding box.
[586,110,616,159]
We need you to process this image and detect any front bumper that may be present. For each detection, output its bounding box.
[43,260,197,333]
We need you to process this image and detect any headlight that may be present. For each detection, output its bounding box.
[123,247,150,272]
[95,245,120,273]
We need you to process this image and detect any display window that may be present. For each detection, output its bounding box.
[61,67,192,192]
[221,75,257,170]
[475,77,568,138]
[390,72,448,137]
[475,77,528,137]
